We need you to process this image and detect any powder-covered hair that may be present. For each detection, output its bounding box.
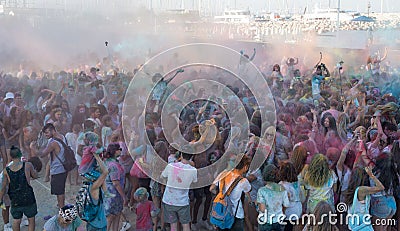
[305,154,331,188]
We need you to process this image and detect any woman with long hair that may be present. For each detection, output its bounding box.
[60,100,72,129]
[302,201,339,231]
[71,104,89,128]
[290,146,308,177]
[391,141,400,231]
[344,167,384,231]
[370,153,398,231]
[303,154,337,213]
[44,107,62,125]
[103,143,128,231]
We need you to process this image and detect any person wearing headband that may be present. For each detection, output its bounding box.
[44,204,82,231]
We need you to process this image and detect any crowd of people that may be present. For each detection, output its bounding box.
[0,45,399,231]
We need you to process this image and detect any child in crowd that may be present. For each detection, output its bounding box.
[134,187,159,231]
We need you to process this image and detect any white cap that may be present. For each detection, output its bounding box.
[4,92,14,100]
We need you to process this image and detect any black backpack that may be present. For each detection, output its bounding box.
[53,138,77,172]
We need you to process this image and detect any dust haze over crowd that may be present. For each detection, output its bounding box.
[0,6,398,75]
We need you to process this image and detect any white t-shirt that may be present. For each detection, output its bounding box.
[65,132,78,154]
[162,162,197,206]
[214,171,251,219]
[337,166,351,192]
[279,181,302,219]
[75,132,85,165]
[257,183,290,224]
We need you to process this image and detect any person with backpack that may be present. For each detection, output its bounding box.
[82,149,109,231]
[0,146,38,231]
[36,123,68,208]
[209,155,252,231]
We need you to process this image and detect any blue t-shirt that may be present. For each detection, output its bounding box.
[312,75,324,95]
[87,185,107,229]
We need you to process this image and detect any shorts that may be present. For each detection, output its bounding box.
[51,172,67,195]
[162,203,191,224]
[371,195,396,218]
[10,203,37,219]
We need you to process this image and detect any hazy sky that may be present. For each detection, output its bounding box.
[30,0,399,14]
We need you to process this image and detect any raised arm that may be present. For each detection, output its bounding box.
[338,139,355,172]
[358,166,384,199]
[380,47,388,62]
[98,84,108,105]
[324,68,330,77]
[249,48,256,61]
[375,115,387,141]
[91,151,109,191]
[359,140,374,168]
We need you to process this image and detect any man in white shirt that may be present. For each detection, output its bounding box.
[161,152,197,231]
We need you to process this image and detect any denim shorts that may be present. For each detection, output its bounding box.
[370,195,396,218]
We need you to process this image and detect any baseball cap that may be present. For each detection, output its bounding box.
[4,92,14,100]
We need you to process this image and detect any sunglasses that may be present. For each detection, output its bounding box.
[266,133,274,137]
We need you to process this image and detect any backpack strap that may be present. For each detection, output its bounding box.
[52,138,66,166]
[53,137,67,147]
[221,176,243,199]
